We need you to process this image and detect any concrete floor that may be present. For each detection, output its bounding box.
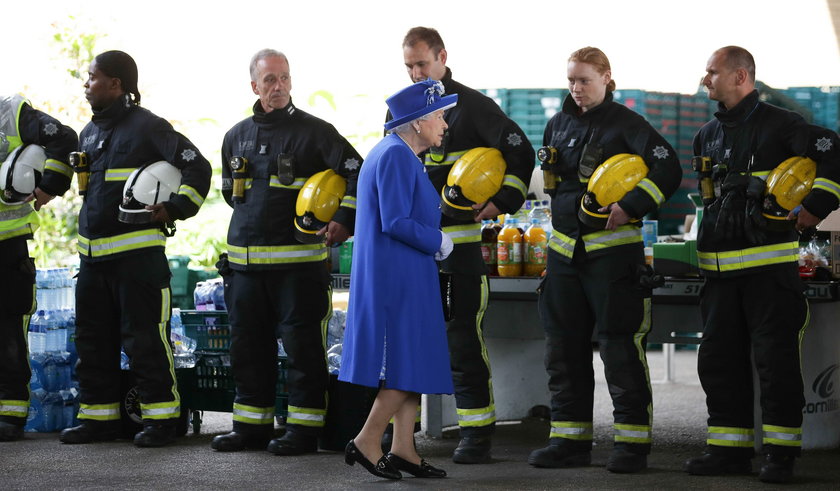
[3,349,839,490]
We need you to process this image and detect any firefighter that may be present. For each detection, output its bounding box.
[528,47,682,473]
[0,95,77,442]
[683,46,840,484]
[394,27,535,465]
[210,49,362,455]
[59,50,211,447]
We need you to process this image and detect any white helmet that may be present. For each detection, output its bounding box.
[118,161,182,224]
[0,144,46,205]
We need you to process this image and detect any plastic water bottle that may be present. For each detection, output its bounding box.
[327,344,342,374]
[120,350,130,370]
[529,200,553,234]
[28,310,47,354]
[45,310,59,352]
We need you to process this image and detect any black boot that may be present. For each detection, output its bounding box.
[759,454,795,483]
[267,430,318,456]
[452,436,492,464]
[211,431,272,452]
[0,421,24,442]
[606,448,647,473]
[59,421,121,444]
[134,422,177,447]
[528,444,591,468]
[683,452,752,475]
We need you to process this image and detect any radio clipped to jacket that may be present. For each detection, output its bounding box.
[276,154,295,186]
[69,151,90,196]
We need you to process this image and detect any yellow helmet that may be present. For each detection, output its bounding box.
[441,147,507,220]
[762,156,816,231]
[578,153,648,229]
[294,169,347,243]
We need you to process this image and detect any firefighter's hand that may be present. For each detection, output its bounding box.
[598,202,631,230]
[320,221,350,247]
[789,206,821,233]
[472,201,500,222]
[25,188,55,211]
[146,203,172,223]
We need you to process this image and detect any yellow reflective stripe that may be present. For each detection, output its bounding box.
[762,425,802,447]
[415,406,422,423]
[78,229,167,257]
[78,403,121,421]
[813,178,840,201]
[707,426,754,447]
[44,158,73,178]
[548,230,576,258]
[697,241,799,272]
[614,423,652,443]
[269,176,306,189]
[550,421,593,440]
[0,400,29,417]
[233,403,275,424]
[637,178,665,205]
[178,184,204,208]
[0,222,35,241]
[287,405,326,427]
[141,401,180,419]
[457,404,496,428]
[156,286,180,413]
[502,174,528,199]
[340,195,357,210]
[424,150,466,166]
[244,179,253,190]
[634,297,653,426]
[443,223,482,244]
[583,225,642,252]
[104,168,134,181]
[226,243,327,265]
[476,275,494,410]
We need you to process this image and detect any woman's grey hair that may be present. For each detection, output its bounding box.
[388,112,433,135]
[249,49,288,81]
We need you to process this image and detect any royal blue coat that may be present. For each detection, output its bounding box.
[339,133,454,394]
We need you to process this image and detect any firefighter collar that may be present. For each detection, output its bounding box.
[252,98,296,124]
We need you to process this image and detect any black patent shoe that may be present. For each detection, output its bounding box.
[759,454,795,483]
[210,431,271,452]
[386,452,446,478]
[59,422,121,444]
[267,430,318,456]
[134,422,177,447]
[344,440,402,480]
[684,452,752,475]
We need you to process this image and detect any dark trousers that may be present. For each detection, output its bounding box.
[538,248,653,454]
[224,265,331,437]
[699,264,807,457]
[75,250,179,423]
[447,273,495,438]
[0,238,35,426]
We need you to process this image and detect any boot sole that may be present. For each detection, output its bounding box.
[528,453,591,468]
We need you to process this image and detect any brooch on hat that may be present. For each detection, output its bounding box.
[425,80,445,105]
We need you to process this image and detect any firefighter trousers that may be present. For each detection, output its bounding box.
[224,265,331,437]
[446,273,496,438]
[0,238,35,426]
[538,249,653,454]
[699,264,807,458]
[75,250,180,425]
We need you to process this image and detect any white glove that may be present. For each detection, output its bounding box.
[435,231,454,261]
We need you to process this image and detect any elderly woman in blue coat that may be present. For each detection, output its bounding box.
[340,79,457,480]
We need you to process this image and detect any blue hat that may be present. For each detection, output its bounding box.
[384,78,458,131]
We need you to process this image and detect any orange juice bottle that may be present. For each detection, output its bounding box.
[524,219,547,276]
[497,215,523,277]
[480,220,499,276]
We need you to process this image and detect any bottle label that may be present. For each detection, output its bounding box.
[497,242,512,265]
[481,243,497,264]
[528,242,547,265]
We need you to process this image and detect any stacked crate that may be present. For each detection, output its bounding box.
[781,86,840,132]
[481,88,566,155]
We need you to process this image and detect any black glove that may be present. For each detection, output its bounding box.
[215,253,232,276]
[713,174,750,240]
